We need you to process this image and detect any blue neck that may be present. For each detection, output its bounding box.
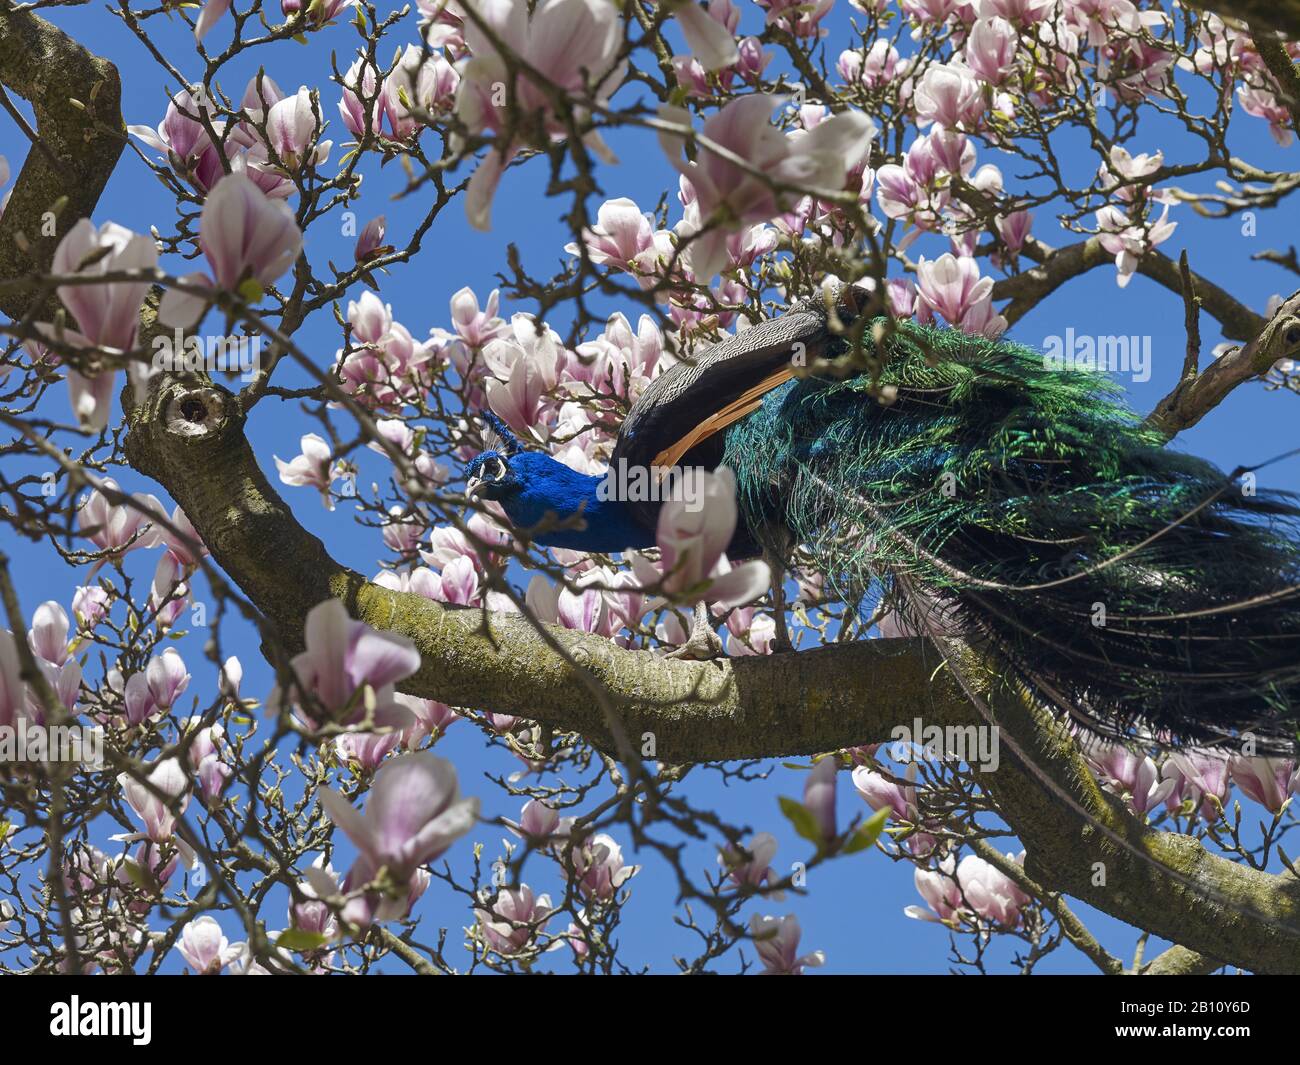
[500,452,657,553]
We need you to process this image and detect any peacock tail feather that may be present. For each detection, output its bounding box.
[722,320,1300,747]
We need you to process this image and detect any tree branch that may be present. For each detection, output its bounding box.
[992,237,1267,343]
[1190,0,1300,41]
[989,237,1300,436]
[0,5,126,321]
[1147,288,1300,435]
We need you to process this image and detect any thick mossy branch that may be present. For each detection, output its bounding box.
[0,6,126,321]
[1192,0,1300,40]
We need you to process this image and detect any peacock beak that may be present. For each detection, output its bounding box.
[465,475,485,499]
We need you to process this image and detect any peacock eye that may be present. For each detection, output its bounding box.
[485,457,507,481]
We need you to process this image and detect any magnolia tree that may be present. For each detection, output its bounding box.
[0,0,1299,976]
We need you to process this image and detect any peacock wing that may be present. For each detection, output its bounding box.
[610,303,831,534]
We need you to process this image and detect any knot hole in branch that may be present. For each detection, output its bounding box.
[164,387,225,438]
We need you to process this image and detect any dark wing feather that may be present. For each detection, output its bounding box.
[611,305,831,534]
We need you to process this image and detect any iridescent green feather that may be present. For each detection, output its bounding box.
[723,320,1300,746]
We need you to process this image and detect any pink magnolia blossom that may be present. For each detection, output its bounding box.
[149,552,189,630]
[475,884,554,954]
[852,763,921,822]
[381,506,426,558]
[875,164,923,224]
[274,433,339,509]
[1102,11,1176,103]
[355,215,388,262]
[724,609,776,656]
[481,315,563,438]
[282,0,356,24]
[396,694,459,746]
[1098,145,1164,202]
[349,290,392,344]
[119,758,190,843]
[121,672,163,728]
[719,832,780,892]
[430,555,480,606]
[71,586,111,630]
[557,583,605,634]
[339,56,381,138]
[1229,754,1296,815]
[447,286,509,349]
[218,652,244,702]
[184,720,233,801]
[290,857,342,940]
[156,505,208,569]
[271,598,422,732]
[315,753,479,922]
[749,913,825,974]
[653,466,770,607]
[505,798,562,842]
[929,129,976,176]
[420,525,480,570]
[115,840,178,913]
[336,729,403,772]
[264,87,333,171]
[239,73,287,121]
[454,0,626,230]
[906,858,963,924]
[802,755,838,842]
[673,1,740,69]
[735,36,772,82]
[658,95,876,279]
[1238,86,1295,147]
[177,916,242,974]
[485,711,520,734]
[194,0,231,41]
[571,833,639,900]
[0,629,25,730]
[382,45,460,141]
[28,602,70,666]
[127,90,213,174]
[199,173,303,291]
[886,277,919,317]
[1080,736,1177,816]
[565,198,663,287]
[901,0,959,23]
[160,175,303,326]
[753,0,833,38]
[78,479,165,556]
[996,209,1033,253]
[965,16,1019,84]
[915,254,1007,336]
[1164,748,1231,823]
[980,0,1053,22]
[913,62,986,130]
[955,852,1031,928]
[839,39,900,87]
[1095,203,1177,288]
[52,219,157,353]
[146,648,191,710]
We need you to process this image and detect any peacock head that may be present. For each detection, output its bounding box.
[464,411,524,502]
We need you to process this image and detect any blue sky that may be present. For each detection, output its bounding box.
[3,1,1297,973]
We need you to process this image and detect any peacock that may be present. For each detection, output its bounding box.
[464,289,1300,750]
